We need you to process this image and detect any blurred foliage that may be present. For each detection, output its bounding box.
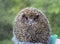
[0,40,13,44]
[0,0,60,41]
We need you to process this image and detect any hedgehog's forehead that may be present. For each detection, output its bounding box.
[21,8,39,17]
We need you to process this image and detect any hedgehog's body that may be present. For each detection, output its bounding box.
[13,7,50,44]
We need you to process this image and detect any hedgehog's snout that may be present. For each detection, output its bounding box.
[28,19,33,24]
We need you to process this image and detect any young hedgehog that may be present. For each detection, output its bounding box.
[13,7,51,44]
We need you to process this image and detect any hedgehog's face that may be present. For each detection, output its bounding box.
[21,13,39,25]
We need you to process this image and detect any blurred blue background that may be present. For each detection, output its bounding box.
[0,0,60,44]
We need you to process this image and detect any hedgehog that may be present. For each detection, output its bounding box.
[13,7,51,44]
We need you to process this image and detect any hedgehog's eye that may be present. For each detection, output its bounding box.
[22,14,25,17]
[22,15,28,20]
[25,17,28,20]
[34,15,39,20]
[36,15,39,18]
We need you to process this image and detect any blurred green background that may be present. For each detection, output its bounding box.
[0,0,60,44]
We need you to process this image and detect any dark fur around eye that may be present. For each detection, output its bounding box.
[22,14,25,17]
[25,17,28,19]
[34,15,39,20]
[22,14,28,20]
